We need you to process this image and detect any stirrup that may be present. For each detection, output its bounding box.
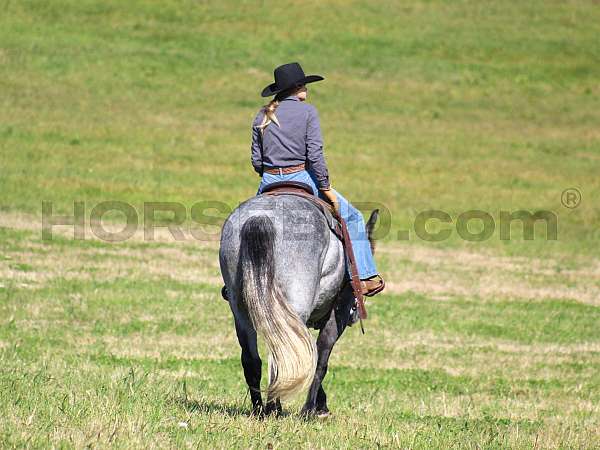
[347,302,360,326]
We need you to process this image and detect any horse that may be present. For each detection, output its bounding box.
[219,190,378,417]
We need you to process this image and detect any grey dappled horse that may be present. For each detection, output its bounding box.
[219,193,378,417]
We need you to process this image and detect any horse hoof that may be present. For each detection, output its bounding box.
[264,407,282,417]
[316,410,331,419]
[300,407,330,420]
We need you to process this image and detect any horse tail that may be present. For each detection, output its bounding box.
[239,215,317,400]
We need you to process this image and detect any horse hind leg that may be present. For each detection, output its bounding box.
[301,295,352,417]
[234,317,263,416]
[301,313,338,417]
[316,385,328,416]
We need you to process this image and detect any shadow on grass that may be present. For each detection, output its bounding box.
[177,398,252,417]
[175,397,298,420]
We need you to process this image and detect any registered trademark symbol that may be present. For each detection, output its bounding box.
[561,188,581,209]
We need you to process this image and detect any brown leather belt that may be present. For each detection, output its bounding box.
[264,163,305,175]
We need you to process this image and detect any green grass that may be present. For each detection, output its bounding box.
[2,222,600,448]
[1,0,600,448]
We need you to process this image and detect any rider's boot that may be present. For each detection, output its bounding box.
[360,274,385,297]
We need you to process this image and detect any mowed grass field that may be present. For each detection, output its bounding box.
[1,0,600,448]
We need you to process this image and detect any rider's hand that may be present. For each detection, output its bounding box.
[320,187,339,214]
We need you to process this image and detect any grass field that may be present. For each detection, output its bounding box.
[1,0,600,448]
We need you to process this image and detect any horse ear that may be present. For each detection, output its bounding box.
[366,209,379,255]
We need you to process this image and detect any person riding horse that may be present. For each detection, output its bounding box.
[252,62,385,296]
[218,63,386,416]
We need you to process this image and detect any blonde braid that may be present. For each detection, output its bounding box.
[257,99,281,134]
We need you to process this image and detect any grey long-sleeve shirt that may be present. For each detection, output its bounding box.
[251,95,330,189]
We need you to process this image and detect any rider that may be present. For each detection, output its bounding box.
[251,62,384,297]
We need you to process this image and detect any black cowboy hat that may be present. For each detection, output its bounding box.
[261,62,324,97]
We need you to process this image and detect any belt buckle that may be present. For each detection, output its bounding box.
[278,168,283,175]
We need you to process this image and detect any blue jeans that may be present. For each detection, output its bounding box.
[257,170,378,279]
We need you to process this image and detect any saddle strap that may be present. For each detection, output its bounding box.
[337,215,367,320]
[264,188,367,320]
